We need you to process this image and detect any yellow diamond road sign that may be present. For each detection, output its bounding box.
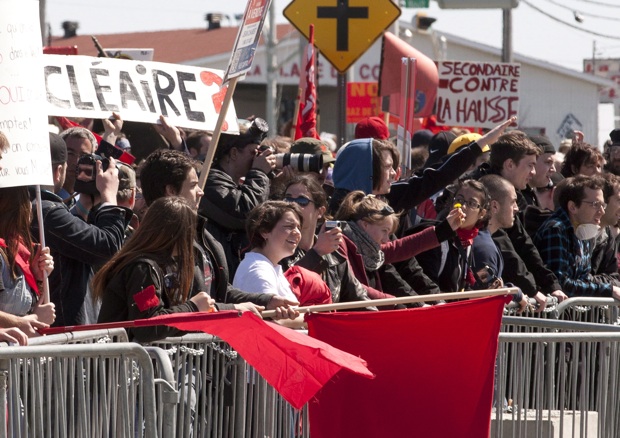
[284,0,401,73]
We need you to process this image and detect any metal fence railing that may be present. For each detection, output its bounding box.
[505,297,620,325]
[148,333,310,438]
[0,341,175,438]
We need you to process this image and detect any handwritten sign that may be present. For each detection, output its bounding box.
[0,0,53,188]
[436,61,520,128]
[44,55,239,132]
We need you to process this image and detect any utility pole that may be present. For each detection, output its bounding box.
[39,0,46,45]
[501,8,512,63]
[265,1,278,134]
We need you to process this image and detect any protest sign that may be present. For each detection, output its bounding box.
[43,55,239,132]
[0,0,52,188]
[346,82,382,123]
[104,48,154,61]
[225,0,272,82]
[436,61,520,128]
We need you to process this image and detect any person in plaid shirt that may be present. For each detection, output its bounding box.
[534,175,620,299]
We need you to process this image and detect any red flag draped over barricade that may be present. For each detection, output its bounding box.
[294,24,319,140]
[306,295,509,438]
[379,31,438,121]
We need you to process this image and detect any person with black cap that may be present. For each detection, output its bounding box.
[605,128,620,176]
[198,118,276,277]
[30,133,132,327]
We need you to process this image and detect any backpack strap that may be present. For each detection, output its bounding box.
[135,257,165,293]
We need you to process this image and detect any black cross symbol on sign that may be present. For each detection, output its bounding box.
[317,0,369,52]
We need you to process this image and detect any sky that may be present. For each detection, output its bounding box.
[44,0,620,73]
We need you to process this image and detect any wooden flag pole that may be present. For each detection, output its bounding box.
[198,76,239,191]
[261,287,518,318]
[35,185,49,304]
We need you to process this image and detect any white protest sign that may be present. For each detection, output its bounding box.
[436,61,520,128]
[0,0,53,188]
[225,0,272,82]
[104,48,154,61]
[44,55,239,132]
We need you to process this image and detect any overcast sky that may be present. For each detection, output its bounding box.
[45,0,620,72]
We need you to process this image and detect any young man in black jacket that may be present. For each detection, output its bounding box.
[31,133,132,326]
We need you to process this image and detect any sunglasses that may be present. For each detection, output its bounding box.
[284,196,314,207]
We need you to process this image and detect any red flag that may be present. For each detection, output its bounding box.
[307,296,509,438]
[294,24,319,140]
[149,311,373,410]
[379,31,438,118]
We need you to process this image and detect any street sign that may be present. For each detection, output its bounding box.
[284,0,401,73]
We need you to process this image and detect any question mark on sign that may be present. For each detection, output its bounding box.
[200,71,229,131]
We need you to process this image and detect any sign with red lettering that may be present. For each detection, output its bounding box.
[43,55,239,132]
[346,82,382,123]
[436,61,520,128]
[225,0,272,82]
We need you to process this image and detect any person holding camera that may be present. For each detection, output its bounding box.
[198,118,276,277]
[31,133,132,326]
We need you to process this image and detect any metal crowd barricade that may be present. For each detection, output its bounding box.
[0,341,177,438]
[494,318,620,438]
[149,332,310,438]
[504,297,620,325]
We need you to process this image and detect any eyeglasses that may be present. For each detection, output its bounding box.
[453,196,482,210]
[581,200,607,210]
[284,196,314,207]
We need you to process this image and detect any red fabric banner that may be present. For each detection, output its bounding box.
[152,311,374,410]
[379,31,438,118]
[294,24,319,140]
[306,295,509,438]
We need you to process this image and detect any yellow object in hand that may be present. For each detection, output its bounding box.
[454,203,462,209]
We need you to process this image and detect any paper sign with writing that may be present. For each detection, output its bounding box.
[0,0,53,188]
[225,0,272,82]
[436,61,520,128]
[44,55,239,133]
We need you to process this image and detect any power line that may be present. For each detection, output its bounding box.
[521,0,620,40]
[574,0,620,8]
[542,0,620,21]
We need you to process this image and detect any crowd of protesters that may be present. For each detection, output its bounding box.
[2,111,620,345]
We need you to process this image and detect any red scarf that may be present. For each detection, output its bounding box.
[456,227,479,248]
[0,238,39,296]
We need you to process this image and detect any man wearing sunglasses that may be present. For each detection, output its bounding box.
[534,175,620,300]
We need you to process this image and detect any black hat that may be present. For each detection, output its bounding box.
[529,135,555,154]
[425,131,457,167]
[411,129,433,148]
[49,132,67,165]
[610,129,620,147]
[215,118,269,161]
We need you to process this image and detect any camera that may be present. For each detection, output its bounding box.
[325,220,342,231]
[275,153,324,173]
[74,154,112,196]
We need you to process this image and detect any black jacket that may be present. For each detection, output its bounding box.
[281,244,374,307]
[31,190,131,326]
[198,166,270,277]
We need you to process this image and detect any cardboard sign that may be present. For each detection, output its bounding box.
[0,0,53,188]
[436,61,520,128]
[346,82,382,123]
[225,0,272,82]
[43,55,239,132]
